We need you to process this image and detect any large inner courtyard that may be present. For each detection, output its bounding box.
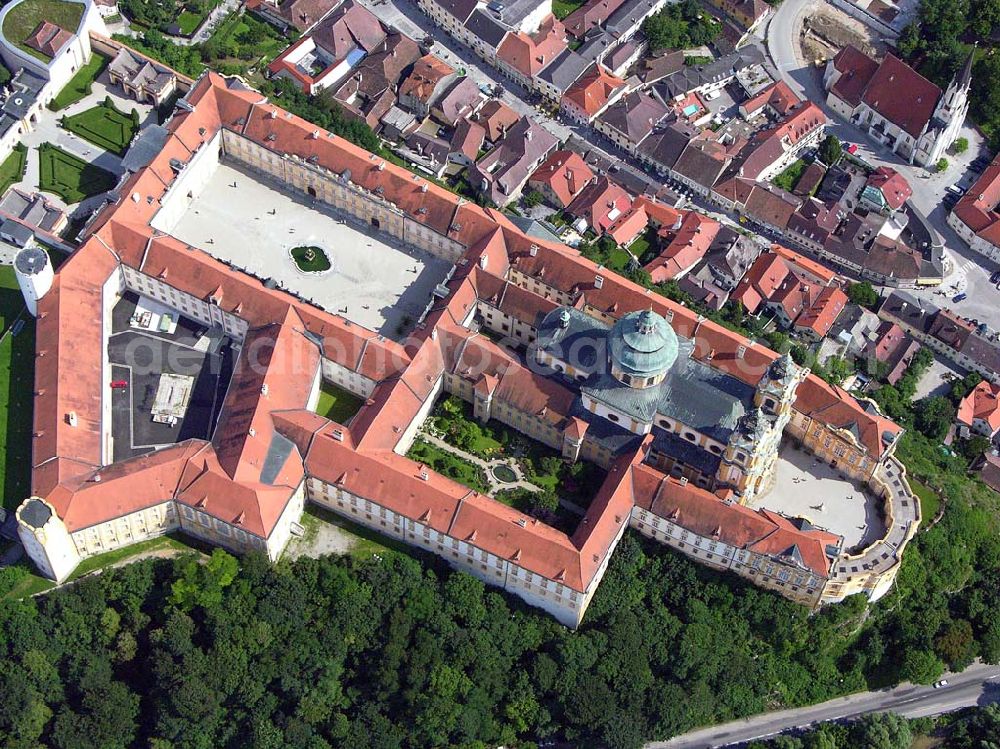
[752,441,886,550]
[163,162,452,338]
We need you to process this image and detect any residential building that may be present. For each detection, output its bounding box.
[398,54,457,117]
[594,90,669,153]
[561,63,627,124]
[528,149,596,208]
[949,153,1000,262]
[248,0,339,32]
[956,381,1000,441]
[469,116,559,205]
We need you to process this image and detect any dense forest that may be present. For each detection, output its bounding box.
[0,481,999,749]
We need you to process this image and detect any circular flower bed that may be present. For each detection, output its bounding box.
[290,245,331,273]
[491,464,518,484]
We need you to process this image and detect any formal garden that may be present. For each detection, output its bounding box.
[49,53,109,111]
[290,245,331,274]
[60,98,140,156]
[119,0,220,36]
[425,395,606,519]
[37,143,116,203]
[0,144,27,195]
[1,0,83,62]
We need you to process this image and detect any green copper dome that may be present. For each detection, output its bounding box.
[609,309,679,378]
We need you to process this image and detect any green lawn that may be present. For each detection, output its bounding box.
[608,247,634,272]
[0,265,34,513]
[1,0,84,61]
[176,10,204,34]
[290,245,331,273]
[406,438,491,494]
[315,381,363,424]
[911,478,941,522]
[628,228,658,265]
[772,158,808,193]
[37,143,117,203]
[0,144,27,196]
[61,101,139,156]
[552,0,586,18]
[49,53,110,111]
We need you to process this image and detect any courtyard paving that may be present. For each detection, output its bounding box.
[753,441,886,550]
[163,162,452,338]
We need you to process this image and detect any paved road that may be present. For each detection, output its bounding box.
[649,663,1000,748]
[765,0,1000,331]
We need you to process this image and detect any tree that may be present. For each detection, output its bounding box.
[168,549,238,612]
[818,134,842,165]
[846,281,879,309]
[914,395,956,440]
[899,648,945,684]
[848,713,912,749]
[937,157,950,171]
[953,136,970,153]
[522,189,544,208]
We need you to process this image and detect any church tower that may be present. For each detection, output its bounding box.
[927,48,974,165]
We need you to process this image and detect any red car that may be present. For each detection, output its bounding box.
[110,380,128,389]
[846,143,859,154]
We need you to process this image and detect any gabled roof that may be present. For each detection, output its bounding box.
[957,380,1000,432]
[562,63,626,117]
[496,15,567,78]
[529,149,595,205]
[597,90,669,145]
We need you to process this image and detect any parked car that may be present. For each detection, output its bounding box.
[947,184,966,196]
[953,292,968,303]
[845,143,859,154]
[933,679,949,688]
[990,270,1000,284]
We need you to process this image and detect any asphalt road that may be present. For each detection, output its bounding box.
[648,663,1000,748]
[764,0,1000,331]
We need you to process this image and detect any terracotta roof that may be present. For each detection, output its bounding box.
[562,64,626,117]
[866,166,912,210]
[829,45,879,107]
[496,16,567,79]
[953,154,1000,245]
[399,54,455,103]
[741,80,800,117]
[25,21,73,58]
[528,149,595,206]
[563,0,627,39]
[794,285,847,337]
[957,381,1000,432]
[473,99,521,142]
[566,176,632,234]
[644,211,721,282]
[861,53,940,139]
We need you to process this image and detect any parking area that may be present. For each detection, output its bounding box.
[108,293,235,462]
[164,162,452,339]
[753,441,886,551]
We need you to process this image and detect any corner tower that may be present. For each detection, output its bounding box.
[14,246,52,317]
[16,497,81,582]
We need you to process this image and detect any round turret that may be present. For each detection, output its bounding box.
[608,308,678,388]
[14,246,52,317]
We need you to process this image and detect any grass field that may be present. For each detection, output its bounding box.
[1,0,84,61]
[176,10,204,34]
[315,381,363,424]
[49,53,110,111]
[37,143,117,203]
[0,144,27,196]
[911,478,942,522]
[0,265,34,513]
[61,101,139,155]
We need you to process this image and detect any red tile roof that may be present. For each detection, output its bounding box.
[866,166,912,210]
[644,211,721,282]
[528,149,595,206]
[562,64,625,117]
[496,16,566,78]
[957,381,1000,433]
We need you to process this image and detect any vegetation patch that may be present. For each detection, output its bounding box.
[1,0,83,62]
[491,464,518,484]
[37,143,117,203]
[61,98,140,155]
[0,265,34,512]
[552,0,586,18]
[642,0,720,52]
[772,158,808,193]
[314,381,363,424]
[290,245,332,273]
[49,52,109,111]
[406,438,491,494]
[0,143,27,196]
